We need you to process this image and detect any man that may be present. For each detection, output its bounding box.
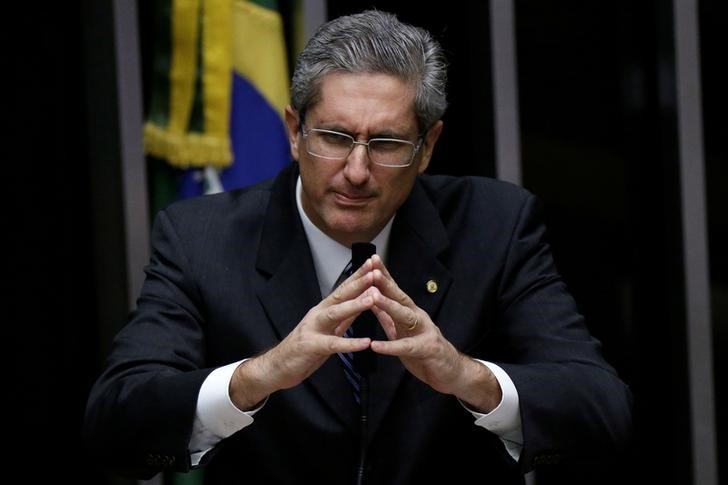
[85,10,632,485]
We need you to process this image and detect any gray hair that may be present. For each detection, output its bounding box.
[290,10,448,133]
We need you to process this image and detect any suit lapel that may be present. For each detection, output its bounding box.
[256,165,359,434]
[367,179,453,443]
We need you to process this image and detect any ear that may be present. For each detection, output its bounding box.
[416,120,443,174]
[284,105,301,161]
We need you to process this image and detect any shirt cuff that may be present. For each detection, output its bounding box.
[460,360,523,461]
[190,360,267,465]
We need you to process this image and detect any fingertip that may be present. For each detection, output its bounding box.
[353,337,371,350]
[367,269,375,284]
[371,254,384,267]
[369,340,385,353]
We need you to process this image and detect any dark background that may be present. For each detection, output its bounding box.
[7,1,725,484]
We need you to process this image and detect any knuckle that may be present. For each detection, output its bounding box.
[325,307,338,323]
[331,288,344,302]
[403,341,416,354]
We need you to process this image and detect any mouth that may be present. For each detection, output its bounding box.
[333,190,375,206]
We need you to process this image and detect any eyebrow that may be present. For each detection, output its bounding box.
[315,124,413,140]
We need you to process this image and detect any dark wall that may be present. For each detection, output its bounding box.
[516,2,687,483]
[7,3,106,484]
[701,0,728,478]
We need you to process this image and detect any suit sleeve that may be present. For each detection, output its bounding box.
[493,194,633,472]
[83,208,213,478]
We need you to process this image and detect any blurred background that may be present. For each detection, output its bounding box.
[7,1,725,484]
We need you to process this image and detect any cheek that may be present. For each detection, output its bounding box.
[389,170,418,194]
[300,160,333,197]
[377,174,415,210]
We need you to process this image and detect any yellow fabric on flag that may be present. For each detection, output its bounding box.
[144,0,234,169]
[167,0,199,137]
[231,0,290,118]
[201,0,232,139]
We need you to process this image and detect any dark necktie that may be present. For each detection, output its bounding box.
[332,261,361,402]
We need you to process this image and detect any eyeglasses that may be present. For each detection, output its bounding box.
[301,125,423,168]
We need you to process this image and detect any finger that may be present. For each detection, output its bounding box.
[371,305,397,340]
[372,291,421,333]
[340,257,375,287]
[371,268,415,309]
[370,337,417,356]
[370,254,391,278]
[317,289,374,331]
[327,267,374,304]
[351,257,374,278]
[370,256,404,296]
[368,255,403,302]
[332,315,357,336]
[321,335,371,355]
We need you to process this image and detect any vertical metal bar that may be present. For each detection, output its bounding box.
[673,1,718,484]
[490,0,522,186]
[113,0,150,311]
[490,3,531,483]
[112,0,156,482]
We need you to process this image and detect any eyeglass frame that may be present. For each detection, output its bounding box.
[300,123,425,168]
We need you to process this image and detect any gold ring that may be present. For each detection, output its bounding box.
[407,316,419,331]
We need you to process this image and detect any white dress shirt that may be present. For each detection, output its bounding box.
[188,177,523,465]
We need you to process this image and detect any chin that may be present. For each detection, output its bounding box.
[326,221,371,244]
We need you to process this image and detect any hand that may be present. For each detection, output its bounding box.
[229,261,376,410]
[368,255,502,412]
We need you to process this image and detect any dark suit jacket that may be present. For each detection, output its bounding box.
[85,163,632,484]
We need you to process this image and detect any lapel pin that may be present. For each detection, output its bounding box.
[426,279,438,294]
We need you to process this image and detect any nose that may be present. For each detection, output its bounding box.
[343,142,371,185]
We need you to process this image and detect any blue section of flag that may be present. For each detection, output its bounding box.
[229,73,291,185]
[179,72,290,198]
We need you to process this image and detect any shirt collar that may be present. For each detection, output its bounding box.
[296,176,393,297]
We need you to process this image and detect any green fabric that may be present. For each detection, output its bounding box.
[146,0,172,127]
[147,157,179,219]
[170,468,205,485]
[145,0,181,219]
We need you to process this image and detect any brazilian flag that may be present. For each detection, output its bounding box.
[144,0,300,216]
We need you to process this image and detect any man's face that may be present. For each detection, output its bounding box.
[285,72,442,247]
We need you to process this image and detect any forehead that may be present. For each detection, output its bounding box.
[307,72,418,134]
